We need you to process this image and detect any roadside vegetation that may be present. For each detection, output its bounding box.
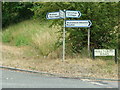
[2,20,61,58]
[1,42,118,79]
[1,19,118,79]
[1,2,119,79]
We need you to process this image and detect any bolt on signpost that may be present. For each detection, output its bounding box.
[46,10,91,61]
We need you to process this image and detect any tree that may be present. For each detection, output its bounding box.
[2,2,33,27]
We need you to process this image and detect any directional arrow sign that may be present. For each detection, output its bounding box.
[66,10,81,18]
[46,12,60,19]
[65,20,92,27]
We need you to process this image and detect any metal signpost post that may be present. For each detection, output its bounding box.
[63,17,65,61]
[88,28,90,57]
[59,10,66,61]
[46,10,92,61]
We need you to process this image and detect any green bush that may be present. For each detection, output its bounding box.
[2,30,12,43]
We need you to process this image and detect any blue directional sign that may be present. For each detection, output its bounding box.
[65,20,92,27]
[66,10,81,18]
[46,12,60,19]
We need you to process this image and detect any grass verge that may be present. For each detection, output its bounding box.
[1,43,118,79]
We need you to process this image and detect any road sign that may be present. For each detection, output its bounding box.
[59,10,65,19]
[93,49,118,64]
[46,10,92,61]
[94,49,115,56]
[46,12,60,19]
[66,10,81,18]
[65,20,92,27]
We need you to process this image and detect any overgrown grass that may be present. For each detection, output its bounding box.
[2,19,119,61]
[2,19,60,57]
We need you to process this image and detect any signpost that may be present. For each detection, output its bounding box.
[65,20,92,27]
[88,28,90,57]
[94,49,115,56]
[46,12,60,19]
[66,10,81,18]
[93,49,118,63]
[46,10,92,61]
[60,10,66,62]
[65,20,92,57]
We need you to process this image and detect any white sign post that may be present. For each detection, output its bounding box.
[60,10,66,62]
[65,20,92,57]
[47,10,92,61]
[88,28,90,57]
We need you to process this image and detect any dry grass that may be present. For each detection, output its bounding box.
[2,19,61,58]
[32,25,60,56]
[1,43,118,79]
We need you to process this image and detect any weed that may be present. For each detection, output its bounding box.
[14,35,30,46]
[2,30,12,43]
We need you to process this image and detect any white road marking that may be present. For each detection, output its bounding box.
[81,79,91,81]
[81,79,105,86]
[90,82,104,86]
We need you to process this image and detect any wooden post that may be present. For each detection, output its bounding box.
[92,49,95,59]
[115,49,118,64]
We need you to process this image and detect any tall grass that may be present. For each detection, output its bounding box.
[2,19,117,61]
[31,24,60,56]
[2,19,61,58]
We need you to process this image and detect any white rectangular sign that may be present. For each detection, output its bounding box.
[66,10,81,18]
[94,49,115,56]
[65,20,92,27]
[46,12,60,19]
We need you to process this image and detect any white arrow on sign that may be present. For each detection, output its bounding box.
[66,10,81,18]
[65,20,92,27]
[46,12,60,19]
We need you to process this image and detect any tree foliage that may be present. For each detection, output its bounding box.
[2,2,33,27]
[2,2,119,54]
[31,2,119,52]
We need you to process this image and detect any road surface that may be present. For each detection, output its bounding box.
[1,69,118,88]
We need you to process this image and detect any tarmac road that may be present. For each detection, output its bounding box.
[1,69,118,88]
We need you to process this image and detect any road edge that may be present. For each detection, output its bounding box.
[0,65,119,81]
